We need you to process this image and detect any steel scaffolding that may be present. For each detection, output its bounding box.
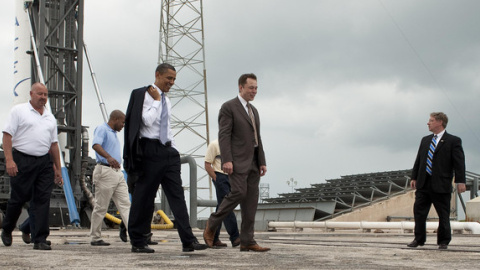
[29,0,84,187]
[158,0,211,212]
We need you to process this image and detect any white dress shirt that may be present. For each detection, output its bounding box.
[238,94,250,115]
[139,84,176,148]
[433,129,445,147]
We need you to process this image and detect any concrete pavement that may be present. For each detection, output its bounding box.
[1,228,479,269]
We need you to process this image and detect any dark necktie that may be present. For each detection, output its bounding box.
[247,103,258,147]
[426,135,437,175]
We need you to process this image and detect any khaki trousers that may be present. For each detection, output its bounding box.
[90,165,131,242]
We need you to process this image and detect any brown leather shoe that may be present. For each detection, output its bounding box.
[240,244,270,252]
[212,240,227,248]
[231,238,240,247]
[203,220,215,248]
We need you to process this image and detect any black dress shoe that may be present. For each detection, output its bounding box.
[146,233,158,245]
[407,240,424,248]
[439,244,448,250]
[91,240,110,246]
[231,238,240,247]
[119,224,128,242]
[33,242,52,250]
[31,239,51,245]
[21,232,31,244]
[182,240,208,252]
[1,230,12,246]
[131,245,155,253]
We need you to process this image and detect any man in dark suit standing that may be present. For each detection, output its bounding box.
[203,73,269,252]
[123,63,207,253]
[408,112,466,250]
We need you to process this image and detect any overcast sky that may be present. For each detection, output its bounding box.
[1,0,479,201]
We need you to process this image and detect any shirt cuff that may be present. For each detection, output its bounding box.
[152,100,161,109]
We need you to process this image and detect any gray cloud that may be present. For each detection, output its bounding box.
[1,0,479,199]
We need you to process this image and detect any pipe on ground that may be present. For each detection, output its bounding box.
[268,221,480,234]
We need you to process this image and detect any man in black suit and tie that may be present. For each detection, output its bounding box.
[123,63,207,253]
[408,112,466,250]
[203,73,269,252]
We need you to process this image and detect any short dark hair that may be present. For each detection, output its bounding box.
[109,110,125,121]
[238,73,257,86]
[431,112,448,128]
[155,63,176,74]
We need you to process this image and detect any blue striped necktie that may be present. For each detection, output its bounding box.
[426,135,438,175]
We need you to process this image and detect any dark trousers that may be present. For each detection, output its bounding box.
[19,208,35,237]
[19,217,31,234]
[128,139,196,247]
[212,172,239,243]
[2,151,54,244]
[208,157,260,246]
[413,181,452,245]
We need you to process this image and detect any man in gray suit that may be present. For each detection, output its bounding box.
[203,73,269,252]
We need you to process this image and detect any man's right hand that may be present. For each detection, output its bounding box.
[107,156,121,169]
[6,159,18,177]
[223,162,233,175]
[147,86,161,101]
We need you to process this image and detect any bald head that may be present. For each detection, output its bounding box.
[109,110,125,121]
[108,110,126,132]
[31,82,47,92]
[29,82,48,111]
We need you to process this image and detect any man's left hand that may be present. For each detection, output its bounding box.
[260,165,267,176]
[55,170,64,186]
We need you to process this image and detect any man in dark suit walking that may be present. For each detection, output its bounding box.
[408,112,466,250]
[123,63,207,253]
[203,73,269,252]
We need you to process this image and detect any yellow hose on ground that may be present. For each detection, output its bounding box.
[105,213,122,224]
[151,210,174,229]
[104,210,174,229]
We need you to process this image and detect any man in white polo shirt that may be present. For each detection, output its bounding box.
[1,83,63,250]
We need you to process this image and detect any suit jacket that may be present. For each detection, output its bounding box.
[411,131,466,193]
[123,86,148,174]
[218,97,266,174]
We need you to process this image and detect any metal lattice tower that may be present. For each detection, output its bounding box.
[260,183,270,203]
[158,0,211,205]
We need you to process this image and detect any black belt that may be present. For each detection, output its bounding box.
[140,137,171,147]
[97,162,110,167]
[12,148,48,159]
